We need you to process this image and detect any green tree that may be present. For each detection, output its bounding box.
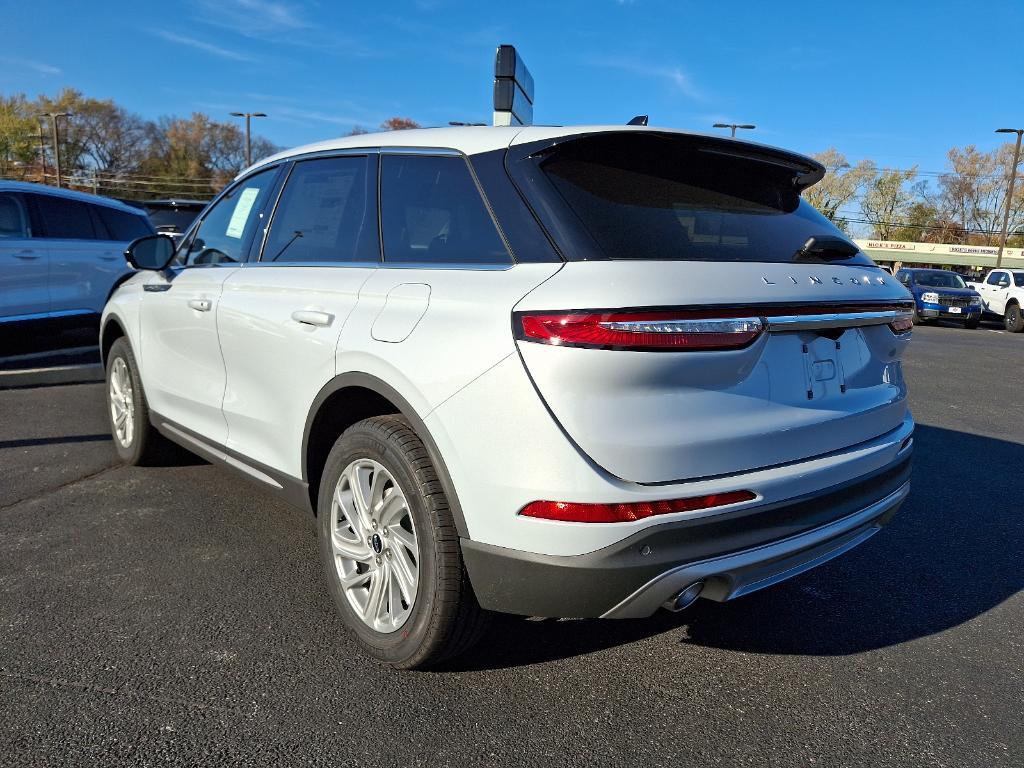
[0,94,41,179]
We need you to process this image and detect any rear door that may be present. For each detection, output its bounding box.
[30,193,110,317]
[507,131,913,483]
[139,167,280,444]
[217,154,380,478]
[0,191,48,320]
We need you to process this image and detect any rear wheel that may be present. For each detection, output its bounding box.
[317,415,489,669]
[1004,303,1024,333]
[105,338,173,465]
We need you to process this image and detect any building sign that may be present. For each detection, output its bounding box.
[864,241,916,250]
[950,245,999,255]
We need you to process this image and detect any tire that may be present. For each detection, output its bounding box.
[911,307,927,325]
[105,338,174,465]
[317,415,489,669]
[964,318,980,329]
[1004,303,1024,333]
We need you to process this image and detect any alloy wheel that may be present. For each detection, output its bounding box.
[329,459,420,633]
[108,358,135,448]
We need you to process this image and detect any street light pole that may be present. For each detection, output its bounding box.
[40,112,71,188]
[713,122,756,138]
[230,111,267,167]
[995,127,1024,269]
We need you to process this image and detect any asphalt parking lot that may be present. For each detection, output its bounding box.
[1,322,1021,767]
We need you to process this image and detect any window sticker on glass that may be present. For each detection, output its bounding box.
[225,187,261,239]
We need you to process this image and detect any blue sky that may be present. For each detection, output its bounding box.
[3,0,1023,177]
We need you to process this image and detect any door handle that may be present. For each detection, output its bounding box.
[188,298,212,312]
[291,310,333,327]
[14,250,39,260]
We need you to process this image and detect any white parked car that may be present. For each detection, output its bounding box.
[101,126,915,668]
[0,181,153,326]
[966,268,1024,331]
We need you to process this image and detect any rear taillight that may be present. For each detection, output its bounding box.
[519,490,757,523]
[516,303,916,350]
[888,310,914,335]
[516,311,765,351]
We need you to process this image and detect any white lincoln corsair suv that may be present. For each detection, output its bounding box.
[101,125,914,668]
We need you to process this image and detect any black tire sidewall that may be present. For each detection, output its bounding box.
[317,421,444,666]
[1005,305,1023,332]
[105,338,149,464]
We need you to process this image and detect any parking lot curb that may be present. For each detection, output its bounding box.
[0,364,105,390]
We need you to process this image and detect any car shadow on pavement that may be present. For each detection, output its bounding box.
[0,434,112,450]
[448,424,1024,671]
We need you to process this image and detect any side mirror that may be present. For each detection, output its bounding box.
[125,234,176,271]
[999,280,1011,288]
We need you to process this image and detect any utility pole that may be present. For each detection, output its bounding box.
[36,122,46,182]
[230,111,267,167]
[713,122,756,138]
[994,127,1024,269]
[40,112,71,188]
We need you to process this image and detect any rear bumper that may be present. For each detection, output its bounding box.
[461,454,911,618]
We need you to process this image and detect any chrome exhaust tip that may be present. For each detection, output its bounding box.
[662,581,704,613]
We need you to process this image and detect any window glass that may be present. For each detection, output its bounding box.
[380,154,509,265]
[32,194,97,239]
[912,270,965,289]
[521,133,873,265]
[1015,273,1024,288]
[95,205,154,241]
[0,194,30,238]
[987,271,1006,286]
[896,271,909,285]
[263,156,378,263]
[185,167,278,265]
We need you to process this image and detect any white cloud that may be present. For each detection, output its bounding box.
[593,57,703,100]
[0,56,61,75]
[193,0,309,38]
[151,30,252,61]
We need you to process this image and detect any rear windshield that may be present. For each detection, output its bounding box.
[913,271,966,288]
[147,207,202,234]
[517,133,871,265]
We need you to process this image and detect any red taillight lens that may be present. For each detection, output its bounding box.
[517,311,765,351]
[888,310,914,335]
[519,490,757,523]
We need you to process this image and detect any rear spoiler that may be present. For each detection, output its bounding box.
[516,130,827,192]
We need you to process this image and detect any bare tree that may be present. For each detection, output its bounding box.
[804,148,877,231]
[861,167,918,240]
[939,143,1024,245]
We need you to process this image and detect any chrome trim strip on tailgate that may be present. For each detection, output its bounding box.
[767,310,902,331]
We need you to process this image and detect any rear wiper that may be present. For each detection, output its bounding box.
[793,235,860,263]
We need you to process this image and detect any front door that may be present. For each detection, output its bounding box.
[217,154,379,478]
[138,167,281,444]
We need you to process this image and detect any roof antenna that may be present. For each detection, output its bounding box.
[627,115,648,126]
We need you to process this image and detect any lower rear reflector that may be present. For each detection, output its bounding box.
[518,490,757,523]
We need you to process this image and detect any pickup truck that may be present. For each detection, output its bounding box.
[966,269,1024,332]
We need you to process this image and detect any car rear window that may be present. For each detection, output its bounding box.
[516,133,871,265]
[95,205,154,241]
[146,208,201,234]
[31,194,98,239]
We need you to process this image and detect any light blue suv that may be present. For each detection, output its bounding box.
[0,181,154,326]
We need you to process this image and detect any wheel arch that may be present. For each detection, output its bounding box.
[99,313,128,367]
[302,372,470,538]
